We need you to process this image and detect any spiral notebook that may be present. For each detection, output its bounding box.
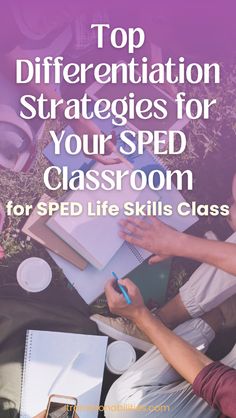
[47,161,142,270]
[20,330,108,418]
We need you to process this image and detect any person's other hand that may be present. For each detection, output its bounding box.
[105,278,145,321]
[119,217,184,264]
[73,119,122,165]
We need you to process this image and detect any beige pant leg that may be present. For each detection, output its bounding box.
[180,233,236,317]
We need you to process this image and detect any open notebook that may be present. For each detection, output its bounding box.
[20,330,108,418]
[48,184,195,304]
[45,122,198,303]
[47,161,141,270]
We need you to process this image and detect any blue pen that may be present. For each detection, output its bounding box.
[112,271,132,305]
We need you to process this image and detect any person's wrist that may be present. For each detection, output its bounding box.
[131,306,149,325]
[171,231,189,257]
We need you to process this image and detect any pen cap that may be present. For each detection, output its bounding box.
[106,341,136,375]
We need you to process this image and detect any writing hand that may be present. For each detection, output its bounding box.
[105,277,145,321]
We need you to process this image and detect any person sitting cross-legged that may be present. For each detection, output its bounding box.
[91,175,236,418]
[104,277,236,418]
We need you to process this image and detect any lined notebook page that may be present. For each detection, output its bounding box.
[20,330,108,418]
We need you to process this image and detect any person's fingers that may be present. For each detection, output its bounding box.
[150,216,177,233]
[119,230,143,246]
[130,217,150,230]
[93,155,122,165]
[119,217,149,231]
[105,280,126,311]
[105,278,116,293]
[149,216,170,231]
[105,279,123,303]
[149,216,162,226]
[119,220,143,238]
[105,133,117,155]
[102,157,122,165]
[105,287,115,306]
[118,278,137,292]
[148,254,170,265]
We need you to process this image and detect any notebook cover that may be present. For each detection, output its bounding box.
[22,194,88,270]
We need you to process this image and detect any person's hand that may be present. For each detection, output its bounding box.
[33,411,79,418]
[119,217,185,264]
[73,119,122,165]
[105,278,146,321]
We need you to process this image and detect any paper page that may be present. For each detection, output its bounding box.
[20,331,108,418]
[48,241,140,304]
[47,161,141,269]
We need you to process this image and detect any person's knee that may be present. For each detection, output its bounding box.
[104,386,169,418]
[105,381,123,410]
[104,380,134,418]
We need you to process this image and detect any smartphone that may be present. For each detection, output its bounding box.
[46,395,77,418]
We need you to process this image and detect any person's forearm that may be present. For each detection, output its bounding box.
[176,233,236,275]
[134,307,212,384]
